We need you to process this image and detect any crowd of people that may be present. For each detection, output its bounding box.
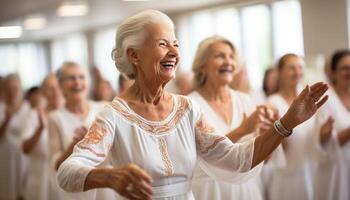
[0,9,349,200]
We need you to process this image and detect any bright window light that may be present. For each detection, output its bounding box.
[24,15,47,30]
[0,26,22,39]
[57,1,89,17]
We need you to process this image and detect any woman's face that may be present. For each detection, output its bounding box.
[4,77,22,104]
[135,22,180,84]
[60,66,88,102]
[279,56,304,87]
[333,55,350,88]
[202,42,236,87]
[42,77,63,107]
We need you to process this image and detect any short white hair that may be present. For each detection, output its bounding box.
[111,10,175,79]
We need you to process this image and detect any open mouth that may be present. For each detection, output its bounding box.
[218,68,233,74]
[160,60,176,70]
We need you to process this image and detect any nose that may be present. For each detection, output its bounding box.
[168,44,180,58]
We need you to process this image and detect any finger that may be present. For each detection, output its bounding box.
[310,84,328,101]
[299,85,310,98]
[129,165,153,183]
[127,173,153,196]
[316,95,328,108]
[310,82,324,90]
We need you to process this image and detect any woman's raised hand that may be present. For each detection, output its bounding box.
[281,82,328,131]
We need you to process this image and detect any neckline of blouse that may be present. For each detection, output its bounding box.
[112,94,180,126]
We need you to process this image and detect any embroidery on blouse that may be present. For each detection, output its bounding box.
[195,114,226,154]
[77,119,108,157]
[110,96,190,135]
[158,138,174,176]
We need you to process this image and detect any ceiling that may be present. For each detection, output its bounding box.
[0,0,234,43]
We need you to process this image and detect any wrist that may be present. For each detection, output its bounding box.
[85,168,111,190]
[280,115,295,131]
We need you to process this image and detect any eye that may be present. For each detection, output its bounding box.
[159,42,167,47]
[174,43,179,48]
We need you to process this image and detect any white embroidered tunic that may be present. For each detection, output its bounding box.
[57,95,258,199]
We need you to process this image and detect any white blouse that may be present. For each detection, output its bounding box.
[57,95,258,199]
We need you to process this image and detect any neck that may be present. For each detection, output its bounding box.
[125,78,168,105]
[334,83,350,98]
[279,84,298,100]
[65,98,89,116]
[199,82,230,102]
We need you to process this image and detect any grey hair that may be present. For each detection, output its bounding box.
[192,35,237,89]
[111,9,175,79]
[56,61,80,83]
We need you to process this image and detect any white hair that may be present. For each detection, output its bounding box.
[111,10,175,79]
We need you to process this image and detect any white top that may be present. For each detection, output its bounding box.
[189,90,263,200]
[0,101,31,200]
[311,87,350,200]
[267,94,314,200]
[48,101,108,200]
[21,109,50,200]
[57,95,258,199]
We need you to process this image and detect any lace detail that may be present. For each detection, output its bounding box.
[195,114,226,154]
[158,138,174,176]
[78,146,106,157]
[79,119,108,145]
[110,96,190,135]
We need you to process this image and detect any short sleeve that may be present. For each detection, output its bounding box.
[57,106,116,192]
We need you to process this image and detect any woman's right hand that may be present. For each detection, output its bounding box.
[107,164,153,200]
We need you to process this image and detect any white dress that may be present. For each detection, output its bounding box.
[267,94,314,200]
[57,95,261,200]
[189,90,263,200]
[311,88,350,200]
[21,109,50,200]
[0,102,30,200]
[48,101,116,200]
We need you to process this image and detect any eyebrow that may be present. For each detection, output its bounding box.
[156,38,178,43]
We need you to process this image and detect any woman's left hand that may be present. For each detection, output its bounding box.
[281,82,328,130]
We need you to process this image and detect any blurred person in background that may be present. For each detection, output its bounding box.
[189,35,275,200]
[312,49,350,200]
[95,79,115,101]
[267,53,314,200]
[262,67,278,99]
[21,74,64,200]
[25,86,44,109]
[0,74,31,200]
[47,61,115,200]
[118,73,134,95]
[0,76,5,102]
[175,72,193,95]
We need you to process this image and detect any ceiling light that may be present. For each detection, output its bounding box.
[57,1,89,17]
[0,26,22,39]
[24,14,47,30]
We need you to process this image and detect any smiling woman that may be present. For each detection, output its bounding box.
[56,9,329,200]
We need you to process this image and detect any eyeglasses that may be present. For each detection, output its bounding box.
[61,74,85,82]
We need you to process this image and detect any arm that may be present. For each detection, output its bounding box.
[55,126,86,170]
[22,109,45,154]
[337,127,350,146]
[0,107,13,139]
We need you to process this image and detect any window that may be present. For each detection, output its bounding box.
[175,0,304,90]
[0,43,47,89]
[51,33,88,72]
[93,27,119,89]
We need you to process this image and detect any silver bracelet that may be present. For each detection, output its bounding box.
[273,119,293,137]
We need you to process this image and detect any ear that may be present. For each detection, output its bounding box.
[126,48,140,67]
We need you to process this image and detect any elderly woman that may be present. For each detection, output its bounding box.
[21,74,64,200]
[267,54,316,200]
[189,35,274,200]
[57,10,328,200]
[47,62,114,199]
[312,49,350,200]
[0,74,30,200]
